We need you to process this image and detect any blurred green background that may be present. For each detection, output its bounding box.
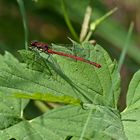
[0,0,140,111]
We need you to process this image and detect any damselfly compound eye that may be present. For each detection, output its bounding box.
[30,40,38,46]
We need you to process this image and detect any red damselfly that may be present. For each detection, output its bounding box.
[30,41,101,68]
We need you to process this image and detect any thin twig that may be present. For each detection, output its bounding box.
[84,7,118,42]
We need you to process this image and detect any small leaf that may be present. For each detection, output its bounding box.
[121,108,140,140]
[121,69,140,140]
[0,91,28,130]
[14,92,81,105]
[125,70,140,111]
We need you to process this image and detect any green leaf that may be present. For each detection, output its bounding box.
[0,52,80,105]
[14,92,81,105]
[121,70,140,140]
[0,105,126,140]
[125,70,140,111]
[0,48,125,139]
[121,108,140,140]
[0,91,28,130]
[22,42,120,107]
[0,52,29,129]
[0,42,120,107]
[19,50,53,75]
[49,42,120,107]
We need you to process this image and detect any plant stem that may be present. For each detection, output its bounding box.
[118,22,134,71]
[61,0,79,42]
[84,30,93,42]
[17,0,28,50]
[34,100,49,113]
[84,7,118,42]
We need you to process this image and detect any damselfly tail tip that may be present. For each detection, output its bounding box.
[96,64,101,68]
[89,40,96,46]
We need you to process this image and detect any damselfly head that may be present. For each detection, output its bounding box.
[30,40,38,47]
[30,40,49,52]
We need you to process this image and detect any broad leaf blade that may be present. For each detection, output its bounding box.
[19,50,53,75]
[121,108,140,140]
[50,42,120,107]
[0,52,29,130]
[1,42,120,107]
[0,51,124,139]
[0,105,126,140]
[0,52,82,104]
[0,92,26,130]
[125,70,140,111]
[121,70,140,140]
